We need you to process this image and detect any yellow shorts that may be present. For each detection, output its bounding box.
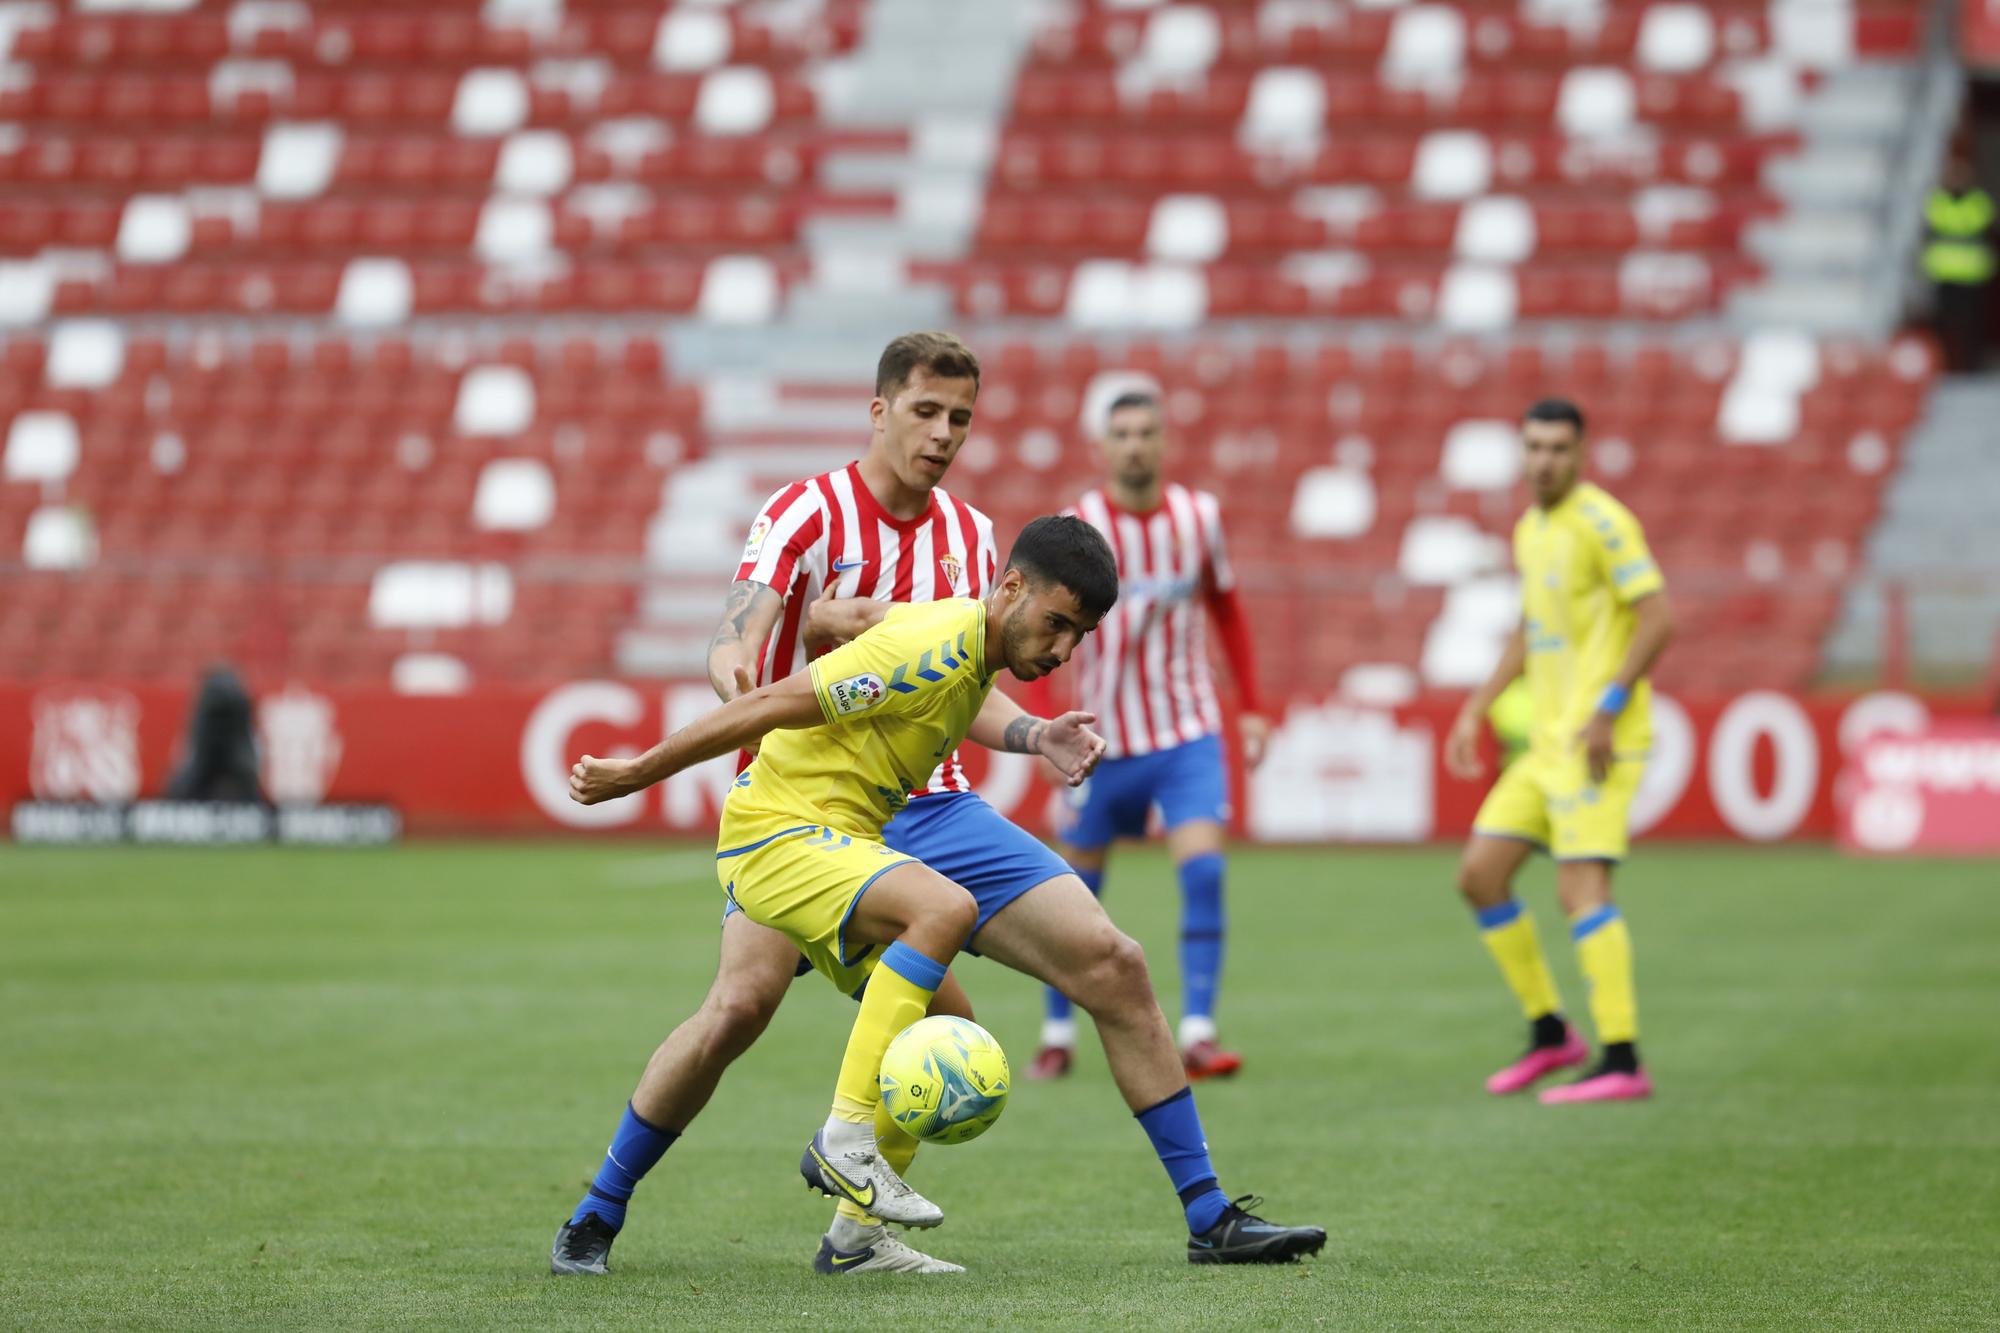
[715,813,915,996]
[1472,750,1645,862]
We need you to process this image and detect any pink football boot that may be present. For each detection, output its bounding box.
[1484,1027,1590,1095]
[1540,1068,1654,1104]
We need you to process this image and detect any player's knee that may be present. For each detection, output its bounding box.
[1072,928,1150,1014]
[1456,856,1505,906]
[699,981,782,1056]
[927,882,978,938]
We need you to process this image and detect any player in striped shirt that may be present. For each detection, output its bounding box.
[1030,390,1269,1084]
[553,336,1323,1276]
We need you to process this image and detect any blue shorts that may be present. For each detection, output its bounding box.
[720,791,1071,957]
[883,791,1074,952]
[1058,733,1230,851]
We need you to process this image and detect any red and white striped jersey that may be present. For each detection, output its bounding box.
[1068,484,1237,759]
[734,461,999,796]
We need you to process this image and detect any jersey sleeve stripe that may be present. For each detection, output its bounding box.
[1194,488,1236,594]
[742,486,825,592]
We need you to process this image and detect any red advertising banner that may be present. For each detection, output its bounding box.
[1840,722,2000,854]
[0,680,1989,843]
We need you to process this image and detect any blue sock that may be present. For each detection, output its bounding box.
[569,1103,679,1231]
[1177,853,1225,1024]
[1135,1087,1229,1234]
[1045,866,1104,1024]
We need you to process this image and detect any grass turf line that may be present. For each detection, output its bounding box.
[2,843,1996,1329]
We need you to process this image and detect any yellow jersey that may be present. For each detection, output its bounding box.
[725,598,996,842]
[1513,482,1665,759]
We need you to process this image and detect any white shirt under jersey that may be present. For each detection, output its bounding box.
[1068,483,1235,759]
[734,460,999,795]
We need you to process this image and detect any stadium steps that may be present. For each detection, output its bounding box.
[617,387,861,678]
[757,0,1033,335]
[1824,379,2000,676]
[1733,47,1959,334]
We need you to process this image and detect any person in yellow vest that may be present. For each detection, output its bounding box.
[1924,155,1996,373]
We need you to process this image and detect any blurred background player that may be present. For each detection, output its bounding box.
[553,334,1114,1278]
[1031,389,1270,1083]
[1444,399,1675,1105]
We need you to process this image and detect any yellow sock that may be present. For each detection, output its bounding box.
[831,942,942,1124]
[1475,900,1562,1020]
[836,1101,922,1227]
[1572,906,1637,1044]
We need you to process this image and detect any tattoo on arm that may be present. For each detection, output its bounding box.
[1002,716,1045,754]
[709,581,762,653]
[707,581,780,696]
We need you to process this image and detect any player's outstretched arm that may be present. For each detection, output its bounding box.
[570,673,824,805]
[706,579,784,701]
[1446,621,1527,782]
[968,689,1106,787]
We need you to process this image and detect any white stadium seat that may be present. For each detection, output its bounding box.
[1290,467,1377,539]
[455,365,538,436]
[472,459,556,531]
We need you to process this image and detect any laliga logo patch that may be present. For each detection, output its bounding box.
[829,672,887,716]
[938,551,963,590]
[741,515,773,562]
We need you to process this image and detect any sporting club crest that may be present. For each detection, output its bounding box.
[30,686,142,801]
[259,687,343,804]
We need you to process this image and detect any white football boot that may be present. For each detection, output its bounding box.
[801,1124,944,1229]
[814,1223,965,1275]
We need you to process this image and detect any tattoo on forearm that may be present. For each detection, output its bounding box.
[1002,716,1041,754]
[708,581,760,653]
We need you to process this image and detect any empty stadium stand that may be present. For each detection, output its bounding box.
[0,0,1965,699]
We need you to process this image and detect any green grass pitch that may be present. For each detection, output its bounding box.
[4,841,1996,1329]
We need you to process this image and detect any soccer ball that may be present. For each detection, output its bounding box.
[878,1015,1011,1145]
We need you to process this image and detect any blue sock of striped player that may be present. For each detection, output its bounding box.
[1177,853,1225,1029]
[569,1102,679,1231]
[1135,1087,1229,1235]
[1043,867,1104,1032]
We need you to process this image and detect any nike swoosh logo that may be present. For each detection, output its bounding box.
[828,1250,871,1267]
[809,1143,874,1209]
[832,559,864,572]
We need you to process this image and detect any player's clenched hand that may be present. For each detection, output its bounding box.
[1038,711,1106,786]
[570,754,636,805]
[1576,714,1615,786]
[1239,712,1271,769]
[1444,710,1486,782]
[801,580,843,651]
[803,584,885,651]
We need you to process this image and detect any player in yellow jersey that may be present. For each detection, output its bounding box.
[568,514,1326,1263]
[1445,399,1675,1104]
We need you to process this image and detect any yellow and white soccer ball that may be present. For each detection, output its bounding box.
[878,1015,1011,1145]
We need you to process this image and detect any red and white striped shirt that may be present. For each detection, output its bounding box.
[1069,483,1260,760]
[734,461,999,796]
